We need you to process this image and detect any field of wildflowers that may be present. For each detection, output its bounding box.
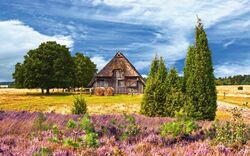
[0,111,249,155]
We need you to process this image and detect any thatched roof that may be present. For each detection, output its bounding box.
[88,52,145,86]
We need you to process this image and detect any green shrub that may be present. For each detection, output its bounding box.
[80,114,95,133]
[123,114,140,136]
[33,112,49,131]
[71,96,87,115]
[63,138,80,148]
[213,108,249,149]
[160,110,198,137]
[67,119,77,129]
[85,132,99,148]
[32,147,52,156]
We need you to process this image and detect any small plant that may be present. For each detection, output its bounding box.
[123,114,141,136]
[71,95,87,115]
[67,119,77,129]
[80,114,95,133]
[213,108,249,149]
[85,132,99,148]
[33,112,49,131]
[160,110,198,137]
[32,147,52,156]
[63,138,80,148]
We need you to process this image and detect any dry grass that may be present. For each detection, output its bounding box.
[217,85,250,97]
[0,88,141,114]
[1,88,250,121]
[218,95,250,108]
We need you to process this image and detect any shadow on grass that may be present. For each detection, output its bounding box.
[24,92,74,97]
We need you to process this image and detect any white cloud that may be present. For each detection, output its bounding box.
[89,0,250,71]
[215,59,250,77]
[0,20,73,81]
[134,61,151,71]
[90,56,109,71]
[223,39,235,48]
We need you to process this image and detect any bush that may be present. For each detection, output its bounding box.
[238,86,243,90]
[213,108,249,149]
[160,110,198,137]
[33,112,49,131]
[80,114,95,133]
[32,147,52,156]
[94,87,105,96]
[85,132,99,148]
[71,96,87,115]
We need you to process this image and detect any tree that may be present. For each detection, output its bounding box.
[13,41,74,94]
[73,53,97,88]
[140,56,159,116]
[164,68,185,117]
[154,57,168,116]
[184,18,217,120]
[12,63,25,88]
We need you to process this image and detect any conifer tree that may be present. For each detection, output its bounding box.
[140,56,159,116]
[154,57,168,116]
[184,18,217,120]
[164,68,185,117]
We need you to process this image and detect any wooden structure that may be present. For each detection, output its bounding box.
[88,52,145,94]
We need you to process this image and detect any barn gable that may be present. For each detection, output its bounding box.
[88,52,145,94]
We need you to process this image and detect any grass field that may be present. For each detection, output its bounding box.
[218,95,250,108]
[0,89,142,114]
[1,88,249,121]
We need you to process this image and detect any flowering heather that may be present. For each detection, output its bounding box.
[0,111,249,155]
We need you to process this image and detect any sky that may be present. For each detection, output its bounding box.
[0,0,250,81]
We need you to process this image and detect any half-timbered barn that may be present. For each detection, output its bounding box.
[88,52,145,94]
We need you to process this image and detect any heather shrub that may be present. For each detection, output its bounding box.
[160,110,198,137]
[213,108,249,149]
[95,87,105,96]
[63,138,80,148]
[71,96,87,115]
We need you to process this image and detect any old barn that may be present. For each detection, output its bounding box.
[88,52,145,94]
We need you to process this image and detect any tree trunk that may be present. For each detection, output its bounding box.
[46,88,50,94]
[41,89,44,94]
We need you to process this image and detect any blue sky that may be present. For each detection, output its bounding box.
[0,0,250,81]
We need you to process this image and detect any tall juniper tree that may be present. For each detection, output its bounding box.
[184,17,217,120]
[165,68,185,117]
[140,56,160,116]
[154,57,168,116]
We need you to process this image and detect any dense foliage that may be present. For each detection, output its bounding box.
[213,108,249,149]
[12,41,97,94]
[183,18,217,120]
[216,75,250,85]
[141,18,216,120]
[73,53,97,88]
[160,110,198,137]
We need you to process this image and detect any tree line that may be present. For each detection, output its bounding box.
[13,41,97,94]
[141,18,217,120]
[216,75,250,85]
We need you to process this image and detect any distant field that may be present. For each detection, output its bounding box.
[216,85,250,97]
[0,88,141,114]
[1,88,250,121]
[218,95,250,108]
